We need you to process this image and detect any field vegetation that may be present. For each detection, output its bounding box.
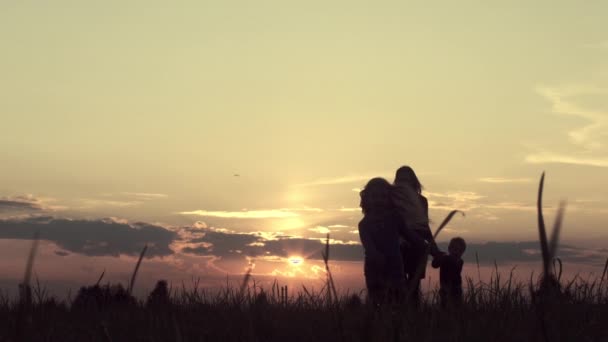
[1,173,607,341]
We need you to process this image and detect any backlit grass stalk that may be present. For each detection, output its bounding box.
[321,233,338,305]
[128,244,148,295]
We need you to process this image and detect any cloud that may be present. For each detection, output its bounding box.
[294,170,439,188]
[426,191,485,201]
[0,216,176,257]
[525,152,608,168]
[120,192,168,200]
[308,226,331,234]
[0,197,42,211]
[179,207,323,219]
[483,202,536,212]
[454,241,606,266]
[79,192,168,209]
[4,213,601,267]
[337,207,360,212]
[527,84,608,166]
[293,175,378,187]
[178,209,300,219]
[178,225,605,266]
[426,191,485,211]
[425,191,546,213]
[79,199,142,208]
[479,177,533,184]
[0,195,66,213]
[180,226,364,261]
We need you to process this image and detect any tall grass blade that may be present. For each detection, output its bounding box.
[96,269,106,286]
[476,251,482,285]
[128,244,148,295]
[239,262,253,298]
[553,258,563,282]
[17,231,40,341]
[22,231,40,293]
[599,257,608,290]
[548,201,566,260]
[321,234,338,304]
[536,172,551,278]
[433,210,465,239]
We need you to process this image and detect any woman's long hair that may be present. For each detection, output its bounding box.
[394,166,423,195]
[360,177,393,215]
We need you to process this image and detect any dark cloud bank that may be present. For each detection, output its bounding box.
[0,216,604,266]
[182,228,606,266]
[0,197,43,211]
[0,216,175,257]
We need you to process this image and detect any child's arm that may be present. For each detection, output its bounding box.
[431,253,446,269]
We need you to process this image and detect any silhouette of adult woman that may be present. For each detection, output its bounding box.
[358,178,405,304]
[391,166,439,306]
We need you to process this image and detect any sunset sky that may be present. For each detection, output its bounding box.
[1,1,607,294]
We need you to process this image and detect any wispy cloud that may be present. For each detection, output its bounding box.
[337,207,360,212]
[425,191,484,211]
[0,216,175,257]
[179,224,607,266]
[308,226,331,234]
[179,209,300,219]
[479,177,533,184]
[0,195,66,212]
[80,199,142,208]
[426,191,485,201]
[285,206,324,212]
[294,174,380,187]
[120,192,168,200]
[0,197,42,211]
[179,206,323,219]
[294,170,438,188]
[527,84,608,167]
[536,85,608,150]
[426,192,485,211]
[483,202,536,212]
[328,224,349,228]
[426,190,540,213]
[525,152,608,168]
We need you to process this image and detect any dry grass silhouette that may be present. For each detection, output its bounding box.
[1,173,607,341]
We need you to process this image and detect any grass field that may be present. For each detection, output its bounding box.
[1,174,607,341]
[1,267,608,342]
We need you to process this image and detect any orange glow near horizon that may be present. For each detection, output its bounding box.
[288,256,304,266]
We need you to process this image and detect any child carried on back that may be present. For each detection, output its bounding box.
[432,237,466,307]
[358,178,405,304]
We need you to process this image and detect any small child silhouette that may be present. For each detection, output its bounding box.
[432,237,466,307]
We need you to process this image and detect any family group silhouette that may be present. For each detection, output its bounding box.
[358,166,466,307]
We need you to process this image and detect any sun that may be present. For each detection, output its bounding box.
[288,256,304,266]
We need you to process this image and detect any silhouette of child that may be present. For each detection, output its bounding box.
[432,237,466,307]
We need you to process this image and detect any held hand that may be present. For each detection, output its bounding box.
[431,252,447,268]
